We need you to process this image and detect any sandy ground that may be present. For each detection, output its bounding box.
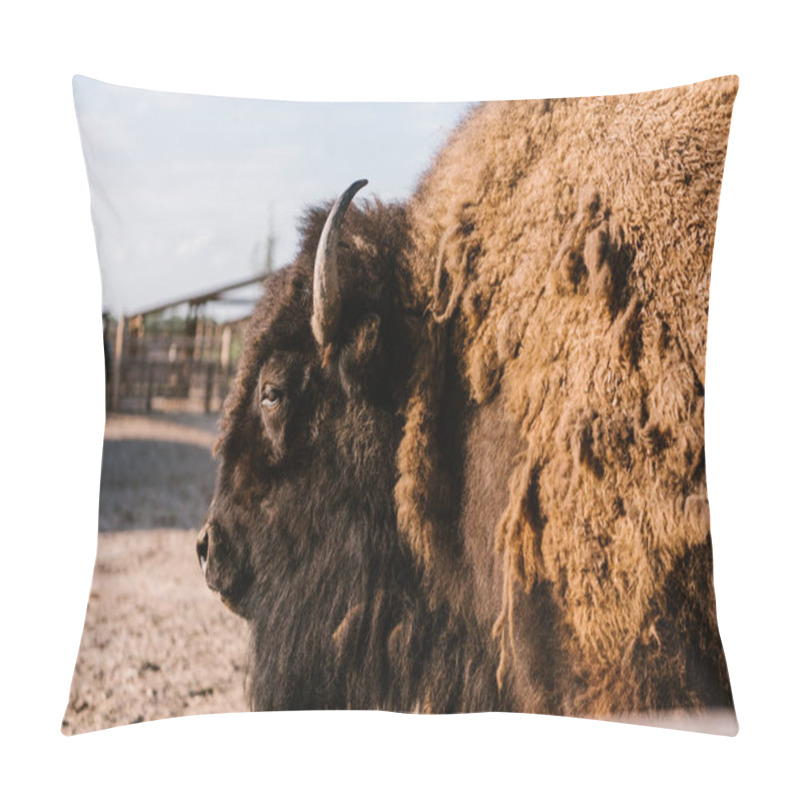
[63,413,249,736]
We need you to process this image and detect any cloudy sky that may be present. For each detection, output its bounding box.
[73,76,472,318]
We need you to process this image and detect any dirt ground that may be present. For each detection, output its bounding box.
[62,413,249,735]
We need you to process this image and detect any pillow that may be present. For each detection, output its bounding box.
[65,75,739,735]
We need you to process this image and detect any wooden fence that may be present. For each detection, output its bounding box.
[106,313,248,414]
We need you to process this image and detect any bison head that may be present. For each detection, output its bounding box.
[196,182,418,707]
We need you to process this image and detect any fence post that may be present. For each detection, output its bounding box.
[205,363,215,414]
[146,362,154,413]
[111,314,125,412]
[220,325,232,374]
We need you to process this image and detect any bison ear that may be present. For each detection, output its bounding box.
[338,313,382,397]
[351,313,381,366]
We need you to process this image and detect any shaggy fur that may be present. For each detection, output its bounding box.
[398,76,738,715]
[202,76,738,721]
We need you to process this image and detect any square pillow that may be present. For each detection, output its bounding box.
[65,75,739,735]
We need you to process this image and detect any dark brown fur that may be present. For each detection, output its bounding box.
[204,202,503,711]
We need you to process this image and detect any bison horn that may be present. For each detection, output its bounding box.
[311,179,368,346]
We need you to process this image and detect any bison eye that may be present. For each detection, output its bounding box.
[261,387,282,409]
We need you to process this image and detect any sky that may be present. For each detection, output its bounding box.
[73,76,473,319]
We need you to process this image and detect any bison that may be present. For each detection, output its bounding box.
[197,76,738,727]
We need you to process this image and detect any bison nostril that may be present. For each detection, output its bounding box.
[196,527,209,576]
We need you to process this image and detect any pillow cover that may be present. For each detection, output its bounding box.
[65,75,739,735]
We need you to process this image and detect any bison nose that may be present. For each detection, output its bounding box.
[196,526,209,577]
